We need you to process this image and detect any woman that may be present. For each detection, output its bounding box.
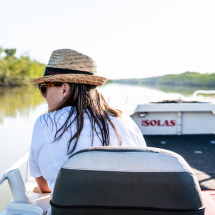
[29,49,146,195]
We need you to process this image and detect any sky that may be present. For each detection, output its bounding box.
[0,0,215,79]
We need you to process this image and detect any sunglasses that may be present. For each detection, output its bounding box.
[38,82,63,98]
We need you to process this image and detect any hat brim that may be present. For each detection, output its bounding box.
[30,74,107,86]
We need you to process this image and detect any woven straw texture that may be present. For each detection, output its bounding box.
[30,49,107,86]
[30,74,107,86]
[47,49,97,73]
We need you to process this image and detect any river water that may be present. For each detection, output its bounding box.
[0,83,214,210]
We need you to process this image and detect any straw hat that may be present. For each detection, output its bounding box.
[30,49,107,86]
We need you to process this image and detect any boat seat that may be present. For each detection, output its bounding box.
[50,146,205,215]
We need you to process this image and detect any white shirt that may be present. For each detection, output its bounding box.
[29,106,146,194]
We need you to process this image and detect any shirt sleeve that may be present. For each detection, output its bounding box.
[28,117,43,178]
[29,146,42,177]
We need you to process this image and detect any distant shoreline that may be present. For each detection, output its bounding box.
[111,72,215,87]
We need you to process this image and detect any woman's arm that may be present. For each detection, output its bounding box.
[35,176,51,193]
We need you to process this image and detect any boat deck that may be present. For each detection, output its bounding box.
[145,134,215,190]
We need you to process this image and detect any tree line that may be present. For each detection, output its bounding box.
[114,72,215,86]
[1,48,214,87]
[0,48,45,86]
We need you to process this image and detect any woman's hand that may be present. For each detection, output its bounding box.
[35,176,51,193]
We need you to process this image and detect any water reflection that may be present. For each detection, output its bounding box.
[0,86,45,123]
[1,83,214,123]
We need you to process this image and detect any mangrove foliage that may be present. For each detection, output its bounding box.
[0,48,45,86]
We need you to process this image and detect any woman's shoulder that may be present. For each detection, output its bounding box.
[111,112,135,125]
[33,106,74,129]
[109,112,139,132]
[110,112,146,146]
[48,106,73,118]
[39,106,73,120]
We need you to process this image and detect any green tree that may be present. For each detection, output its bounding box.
[5,49,16,57]
[0,48,45,86]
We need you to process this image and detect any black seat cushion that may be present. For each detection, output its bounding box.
[51,147,205,215]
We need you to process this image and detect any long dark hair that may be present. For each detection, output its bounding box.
[49,83,122,154]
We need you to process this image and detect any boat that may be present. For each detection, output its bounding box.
[0,90,215,214]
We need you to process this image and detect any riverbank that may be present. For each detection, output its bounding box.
[113,72,215,87]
